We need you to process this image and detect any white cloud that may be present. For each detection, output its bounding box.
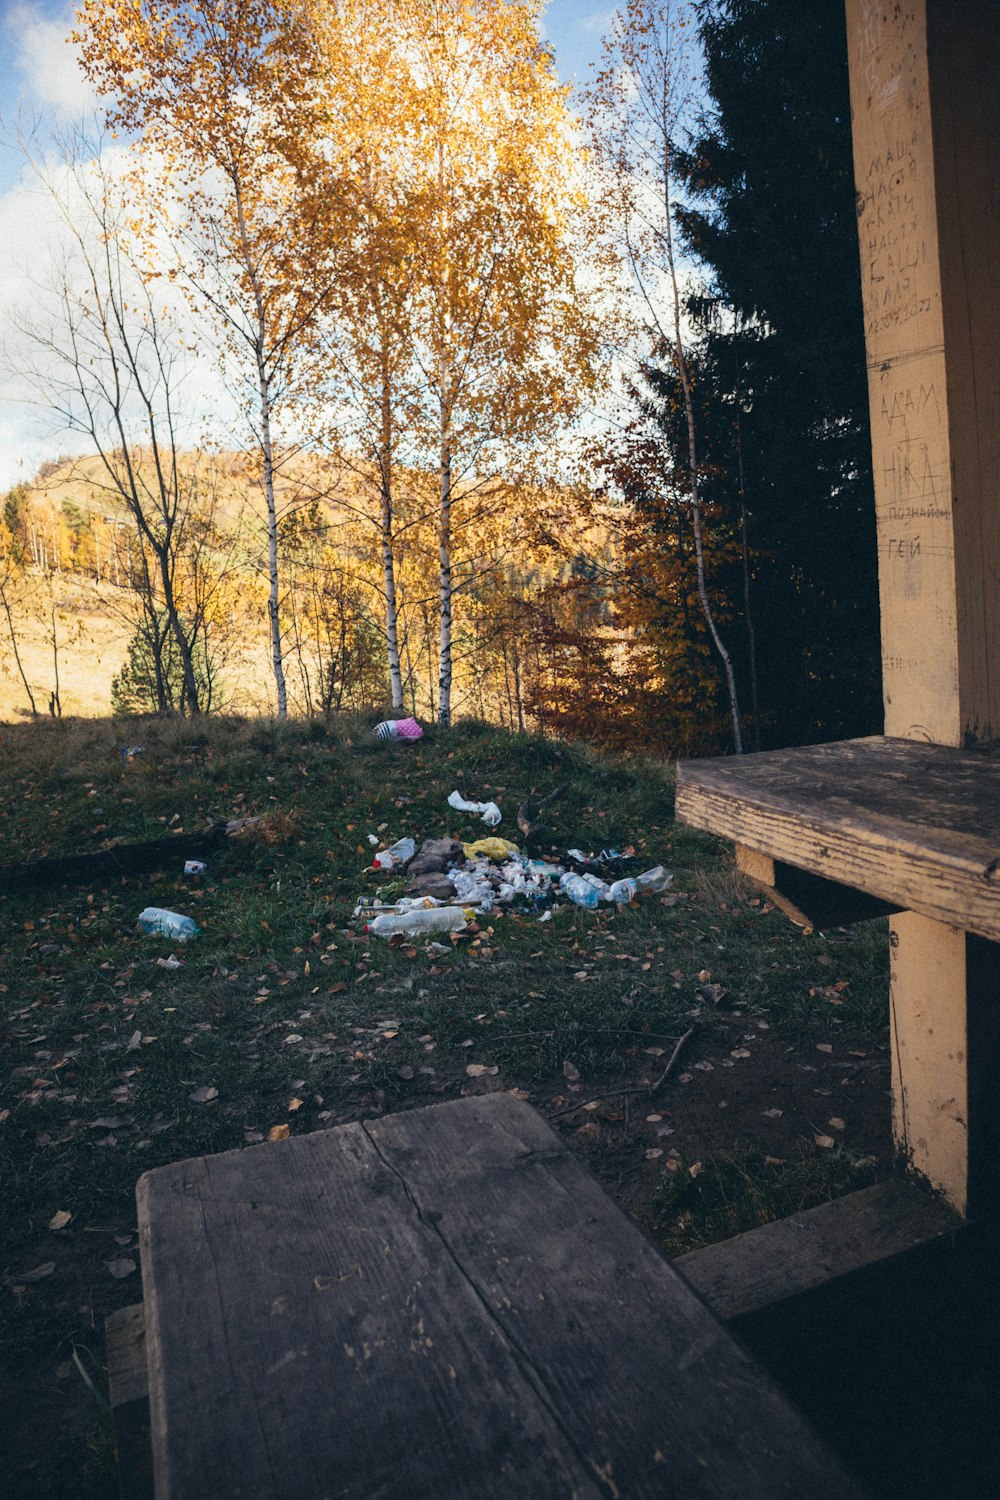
[579,9,618,36]
[5,2,97,116]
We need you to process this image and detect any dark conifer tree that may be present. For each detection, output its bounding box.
[667,0,882,746]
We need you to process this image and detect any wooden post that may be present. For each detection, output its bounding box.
[845,0,1000,1214]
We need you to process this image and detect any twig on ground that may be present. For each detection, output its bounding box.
[546,1023,700,1120]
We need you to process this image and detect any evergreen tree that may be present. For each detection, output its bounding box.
[671,0,882,746]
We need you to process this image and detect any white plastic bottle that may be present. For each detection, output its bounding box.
[137,907,199,941]
[372,837,416,871]
[635,866,672,893]
[366,906,469,939]
[559,872,601,908]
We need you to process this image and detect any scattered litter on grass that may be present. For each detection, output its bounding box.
[183,860,206,876]
[367,907,469,939]
[367,834,380,846]
[448,790,502,827]
[372,838,416,871]
[373,717,424,742]
[105,1259,136,1279]
[155,955,182,971]
[137,908,198,941]
[119,745,145,761]
[48,1210,72,1231]
[462,837,520,861]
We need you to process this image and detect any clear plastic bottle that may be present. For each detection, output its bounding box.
[137,907,199,941]
[607,877,638,904]
[366,906,469,939]
[372,837,416,871]
[635,866,672,893]
[559,872,601,908]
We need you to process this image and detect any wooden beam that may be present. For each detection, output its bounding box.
[675,1181,960,1323]
[735,844,900,934]
[106,1303,154,1500]
[845,0,1000,1216]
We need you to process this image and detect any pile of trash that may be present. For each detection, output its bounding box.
[357,789,671,938]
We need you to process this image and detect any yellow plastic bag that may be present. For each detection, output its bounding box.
[462,837,521,861]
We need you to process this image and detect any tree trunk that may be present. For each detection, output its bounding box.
[259,366,287,719]
[438,368,454,728]
[379,368,404,711]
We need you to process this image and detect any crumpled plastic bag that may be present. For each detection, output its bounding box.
[462,836,520,861]
[448,789,502,827]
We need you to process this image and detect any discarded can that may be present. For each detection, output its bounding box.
[184,860,207,875]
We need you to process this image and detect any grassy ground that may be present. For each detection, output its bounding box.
[0,713,892,1495]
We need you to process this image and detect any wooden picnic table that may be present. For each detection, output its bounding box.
[133,1093,869,1499]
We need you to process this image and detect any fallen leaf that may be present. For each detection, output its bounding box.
[267,1124,290,1142]
[106,1259,136,1279]
[695,969,712,983]
[645,1148,663,1160]
[689,1161,704,1178]
[382,1030,398,1040]
[829,1117,846,1130]
[562,1060,581,1082]
[465,1063,498,1078]
[287,1097,304,1112]
[817,1043,833,1053]
[188,1086,218,1105]
[814,1133,836,1149]
[646,1113,663,1123]
[573,971,589,981]
[731,1047,752,1059]
[762,1108,783,1118]
[20,1262,56,1282]
[284,1034,304,1045]
[48,1210,72,1231]
[327,982,348,994]
[764,1155,785,1166]
[397,1066,414,1081]
[695,983,726,1006]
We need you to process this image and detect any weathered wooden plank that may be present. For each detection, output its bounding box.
[106,1303,154,1500]
[138,1095,870,1500]
[677,736,1000,942]
[675,1182,961,1323]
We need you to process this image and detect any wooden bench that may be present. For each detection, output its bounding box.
[117,1093,870,1499]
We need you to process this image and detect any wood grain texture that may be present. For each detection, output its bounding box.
[676,1182,960,1322]
[137,1094,870,1500]
[106,1304,154,1500]
[677,736,1000,940]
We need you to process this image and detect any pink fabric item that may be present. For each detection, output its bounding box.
[394,717,424,741]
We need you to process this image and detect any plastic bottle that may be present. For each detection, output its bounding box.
[372,837,416,871]
[635,866,672,893]
[558,872,601,908]
[607,877,638,904]
[137,907,199,941]
[366,906,470,939]
[581,872,610,897]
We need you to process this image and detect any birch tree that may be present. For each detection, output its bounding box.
[589,0,744,751]
[75,0,337,718]
[397,0,596,727]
